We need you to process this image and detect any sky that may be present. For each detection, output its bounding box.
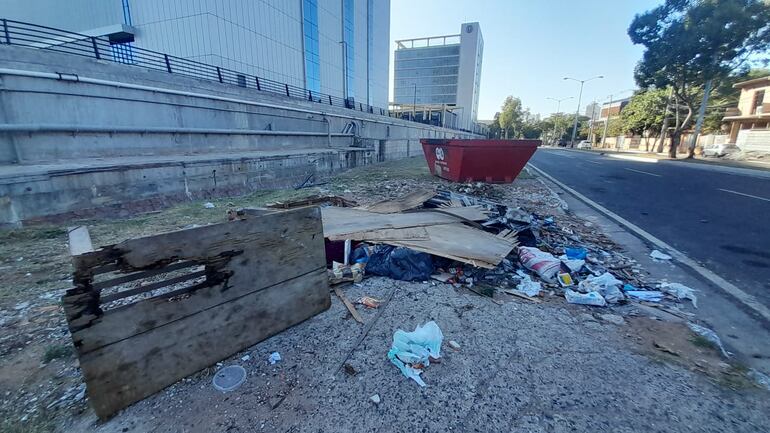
[389,0,663,120]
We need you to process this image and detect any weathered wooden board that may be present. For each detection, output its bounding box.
[387,224,517,269]
[325,227,430,242]
[63,207,329,419]
[363,189,436,213]
[321,206,489,238]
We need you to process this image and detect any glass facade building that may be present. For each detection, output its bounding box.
[393,22,483,131]
[2,0,391,108]
[302,0,320,94]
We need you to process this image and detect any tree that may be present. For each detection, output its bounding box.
[628,0,770,158]
[620,88,669,136]
[498,96,524,138]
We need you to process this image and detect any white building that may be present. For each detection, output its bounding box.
[393,22,483,132]
[2,0,390,108]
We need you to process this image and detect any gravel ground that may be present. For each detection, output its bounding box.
[2,156,768,432]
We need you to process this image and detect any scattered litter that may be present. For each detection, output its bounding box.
[625,290,664,302]
[650,250,672,261]
[212,365,246,392]
[515,271,542,296]
[357,296,382,308]
[557,272,574,287]
[240,354,250,362]
[448,340,461,351]
[687,323,729,358]
[578,272,624,303]
[343,364,357,376]
[660,282,698,308]
[504,289,542,303]
[203,202,216,209]
[564,247,587,260]
[518,247,563,283]
[328,261,364,285]
[387,321,443,387]
[565,289,606,307]
[748,369,770,391]
[560,257,585,273]
[268,352,282,365]
[370,394,381,404]
[599,314,625,325]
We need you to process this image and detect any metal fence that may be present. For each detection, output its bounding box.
[0,18,394,117]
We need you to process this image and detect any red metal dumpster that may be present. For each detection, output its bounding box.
[420,139,539,183]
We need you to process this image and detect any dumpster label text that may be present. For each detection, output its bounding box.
[435,147,446,161]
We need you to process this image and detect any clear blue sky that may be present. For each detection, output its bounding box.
[389,0,663,120]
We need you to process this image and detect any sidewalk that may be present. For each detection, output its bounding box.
[572,146,770,172]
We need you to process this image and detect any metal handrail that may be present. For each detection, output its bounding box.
[0,18,402,121]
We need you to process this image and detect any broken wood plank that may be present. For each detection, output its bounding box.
[321,206,488,238]
[326,227,430,242]
[334,286,364,324]
[99,269,207,304]
[62,207,330,420]
[91,260,199,291]
[363,189,436,213]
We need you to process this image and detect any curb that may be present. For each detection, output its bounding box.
[527,162,770,324]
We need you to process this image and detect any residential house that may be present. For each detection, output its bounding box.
[723,76,770,152]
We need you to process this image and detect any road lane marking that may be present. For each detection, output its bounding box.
[624,168,662,177]
[527,162,770,323]
[607,154,659,163]
[717,188,770,202]
[547,152,576,159]
[586,160,602,165]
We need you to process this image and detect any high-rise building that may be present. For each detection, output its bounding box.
[2,0,391,108]
[393,22,483,131]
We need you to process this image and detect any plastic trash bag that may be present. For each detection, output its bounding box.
[660,282,698,308]
[387,321,444,387]
[515,270,542,296]
[518,247,563,283]
[565,247,588,260]
[577,272,624,303]
[353,244,433,281]
[650,250,672,261]
[564,289,606,307]
[687,322,729,358]
[558,256,586,273]
[625,290,664,302]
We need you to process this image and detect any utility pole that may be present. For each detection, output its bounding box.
[601,94,613,148]
[564,75,603,147]
[688,79,712,158]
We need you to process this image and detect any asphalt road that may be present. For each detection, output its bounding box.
[530,148,770,307]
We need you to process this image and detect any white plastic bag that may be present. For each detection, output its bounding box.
[518,247,562,283]
[387,321,444,386]
[565,289,606,307]
[515,270,542,296]
[578,272,624,303]
[660,282,698,308]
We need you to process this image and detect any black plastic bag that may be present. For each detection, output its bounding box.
[352,244,434,281]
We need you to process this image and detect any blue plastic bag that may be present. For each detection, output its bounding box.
[387,321,444,386]
[564,247,588,260]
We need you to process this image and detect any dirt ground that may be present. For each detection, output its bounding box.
[1,156,768,433]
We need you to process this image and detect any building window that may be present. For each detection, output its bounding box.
[302,0,320,94]
[343,0,355,100]
[752,90,765,114]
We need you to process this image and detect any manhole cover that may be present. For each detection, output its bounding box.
[212,365,246,392]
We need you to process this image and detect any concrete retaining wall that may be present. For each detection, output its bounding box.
[0,45,477,226]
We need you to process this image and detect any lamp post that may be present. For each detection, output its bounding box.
[546,96,573,145]
[564,75,603,147]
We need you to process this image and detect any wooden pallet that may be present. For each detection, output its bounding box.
[63,207,329,419]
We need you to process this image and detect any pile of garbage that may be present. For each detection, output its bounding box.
[318,188,696,312]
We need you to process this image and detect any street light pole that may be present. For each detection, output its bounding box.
[564,75,603,147]
[546,96,573,145]
[601,94,613,148]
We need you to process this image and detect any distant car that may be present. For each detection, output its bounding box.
[576,140,593,149]
[702,143,739,157]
